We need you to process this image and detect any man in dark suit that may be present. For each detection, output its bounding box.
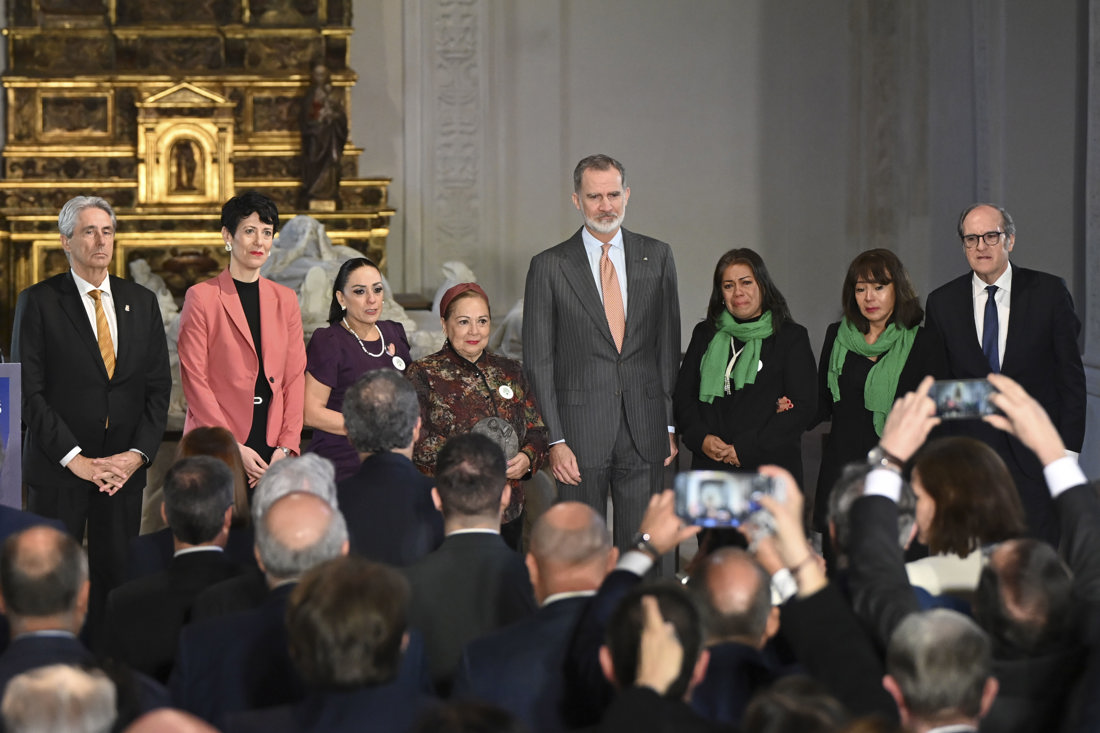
[0,526,168,716]
[338,369,442,565]
[171,487,349,725]
[10,195,171,621]
[223,556,436,733]
[103,456,241,683]
[404,433,536,696]
[452,501,617,732]
[523,154,680,550]
[924,203,1085,543]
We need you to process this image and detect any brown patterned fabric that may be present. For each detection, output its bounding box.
[406,342,549,523]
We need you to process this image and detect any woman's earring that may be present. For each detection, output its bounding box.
[225,241,232,252]
[342,305,347,312]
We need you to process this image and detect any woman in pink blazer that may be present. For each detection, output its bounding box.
[178,192,306,485]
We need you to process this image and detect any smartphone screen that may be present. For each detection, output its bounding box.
[928,378,998,420]
[673,471,780,528]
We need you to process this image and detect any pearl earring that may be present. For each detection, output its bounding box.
[225,241,232,252]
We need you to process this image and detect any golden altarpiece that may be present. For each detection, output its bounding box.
[0,0,393,348]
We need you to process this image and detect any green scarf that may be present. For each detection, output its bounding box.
[698,310,774,404]
[827,317,917,435]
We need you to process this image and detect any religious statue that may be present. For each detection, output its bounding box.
[300,63,348,206]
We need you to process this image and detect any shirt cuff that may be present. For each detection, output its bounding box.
[1043,455,1087,499]
[618,550,655,577]
[667,426,675,434]
[128,448,149,466]
[60,447,81,468]
[863,468,902,503]
[771,568,798,605]
[549,439,566,446]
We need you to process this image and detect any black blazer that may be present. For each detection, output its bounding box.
[453,595,590,733]
[336,452,443,566]
[11,272,170,491]
[103,548,242,683]
[403,532,535,695]
[925,264,1086,476]
[674,319,817,482]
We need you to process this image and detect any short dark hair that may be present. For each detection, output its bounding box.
[327,257,381,324]
[974,539,1074,654]
[0,528,88,618]
[841,248,924,333]
[573,154,625,193]
[434,433,507,520]
[887,609,992,722]
[742,676,848,732]
[162,456,234,545]
[287,556,410,688]
[342,370,420,454]
[221,191,279,235]
[689,548,772,644]
[604,582,703,701]
[957,203,1016,238]
[705,248,792,331]
[912,438,1026,558]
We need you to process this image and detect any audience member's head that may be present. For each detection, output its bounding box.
[600,582,707,702]
[412,701,531,733]
[690,547,777,649]
[250,453,338,526]
[883,609,998,730]
[0,527,89,634]
[343,369,421,454]
[910,438,1027,558]
[161,456,234,547]
[743,676,847,733]
[123,709,221,733]
[255,491,348,585]
[433,434,508,524]
[1,664,115,733]
[178,426,250,525]
[286,556,409,689]
[525,502,616,604]
[828,463,915,567]
[974,538,1075,654]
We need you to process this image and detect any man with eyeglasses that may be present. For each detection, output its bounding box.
[924,203,1085,546]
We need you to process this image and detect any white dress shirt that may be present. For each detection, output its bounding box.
[971,267,1011,367]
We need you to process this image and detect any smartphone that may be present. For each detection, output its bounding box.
[928,378,998,420]
[673,471,781,528]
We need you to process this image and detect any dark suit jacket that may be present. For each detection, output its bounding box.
[599,686,736,733]
[223,679,437,733]
[336,452,443,566]
[126,524,256,581]
[674,319,817,483]
[523,227,680,465]
[104,548,241,682]
[404,532,535,695]
[924,265,1086,475]
[453,595,589,733]
[190,566,269,621]
[11,272,170,492]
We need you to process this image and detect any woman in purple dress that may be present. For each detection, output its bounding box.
[304,257,412,480]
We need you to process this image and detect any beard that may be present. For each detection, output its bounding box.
[583,210,623,235]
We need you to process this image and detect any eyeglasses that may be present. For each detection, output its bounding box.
[961,230,1005,249]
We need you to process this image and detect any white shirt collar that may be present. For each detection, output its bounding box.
[581,225,624,254]
[71,268,113,298]
[173,545,225,558]
[541,589,597,608]
[971,262,1012,298]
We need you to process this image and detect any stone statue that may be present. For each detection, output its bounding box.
[300,63,348,204]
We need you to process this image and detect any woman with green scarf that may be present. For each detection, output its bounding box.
[810,248,947,534]
[674,248,817,484]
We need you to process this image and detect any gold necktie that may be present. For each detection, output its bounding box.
[88,289,116,378]
[600,243,625,352]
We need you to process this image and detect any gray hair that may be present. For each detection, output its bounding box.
[2,665,116,733]
[58,196,117,239]
[342,370,419,454]
[690,547,772,644]
[255,492,349,581]
[887,609,992,722]
[573,154,625,192]
[250,453,337,526]
[828,462,915,565]
[528,503,612,566]
[956,203,1016,238]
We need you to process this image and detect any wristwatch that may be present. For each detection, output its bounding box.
[631,531,659,560]
[867,444,904,474]
[276,446,291,457]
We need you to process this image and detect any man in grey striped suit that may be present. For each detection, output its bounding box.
[522,154,680,550]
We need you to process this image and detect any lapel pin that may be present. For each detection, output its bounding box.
[124,304,130,312]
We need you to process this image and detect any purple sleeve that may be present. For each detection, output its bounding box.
[306,326,340,388]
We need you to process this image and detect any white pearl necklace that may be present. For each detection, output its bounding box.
[342,317,385,358]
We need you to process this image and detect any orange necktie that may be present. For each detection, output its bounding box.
[88,289,116,378]
[600,243,625,352]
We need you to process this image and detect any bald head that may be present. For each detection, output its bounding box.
[124,709,220,733]
[526,502,615,602]
[694,548,772,647]
[0,526,89,632]
[255,492,349,584]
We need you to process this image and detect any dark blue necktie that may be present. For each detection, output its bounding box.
[982,285,1000,373]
